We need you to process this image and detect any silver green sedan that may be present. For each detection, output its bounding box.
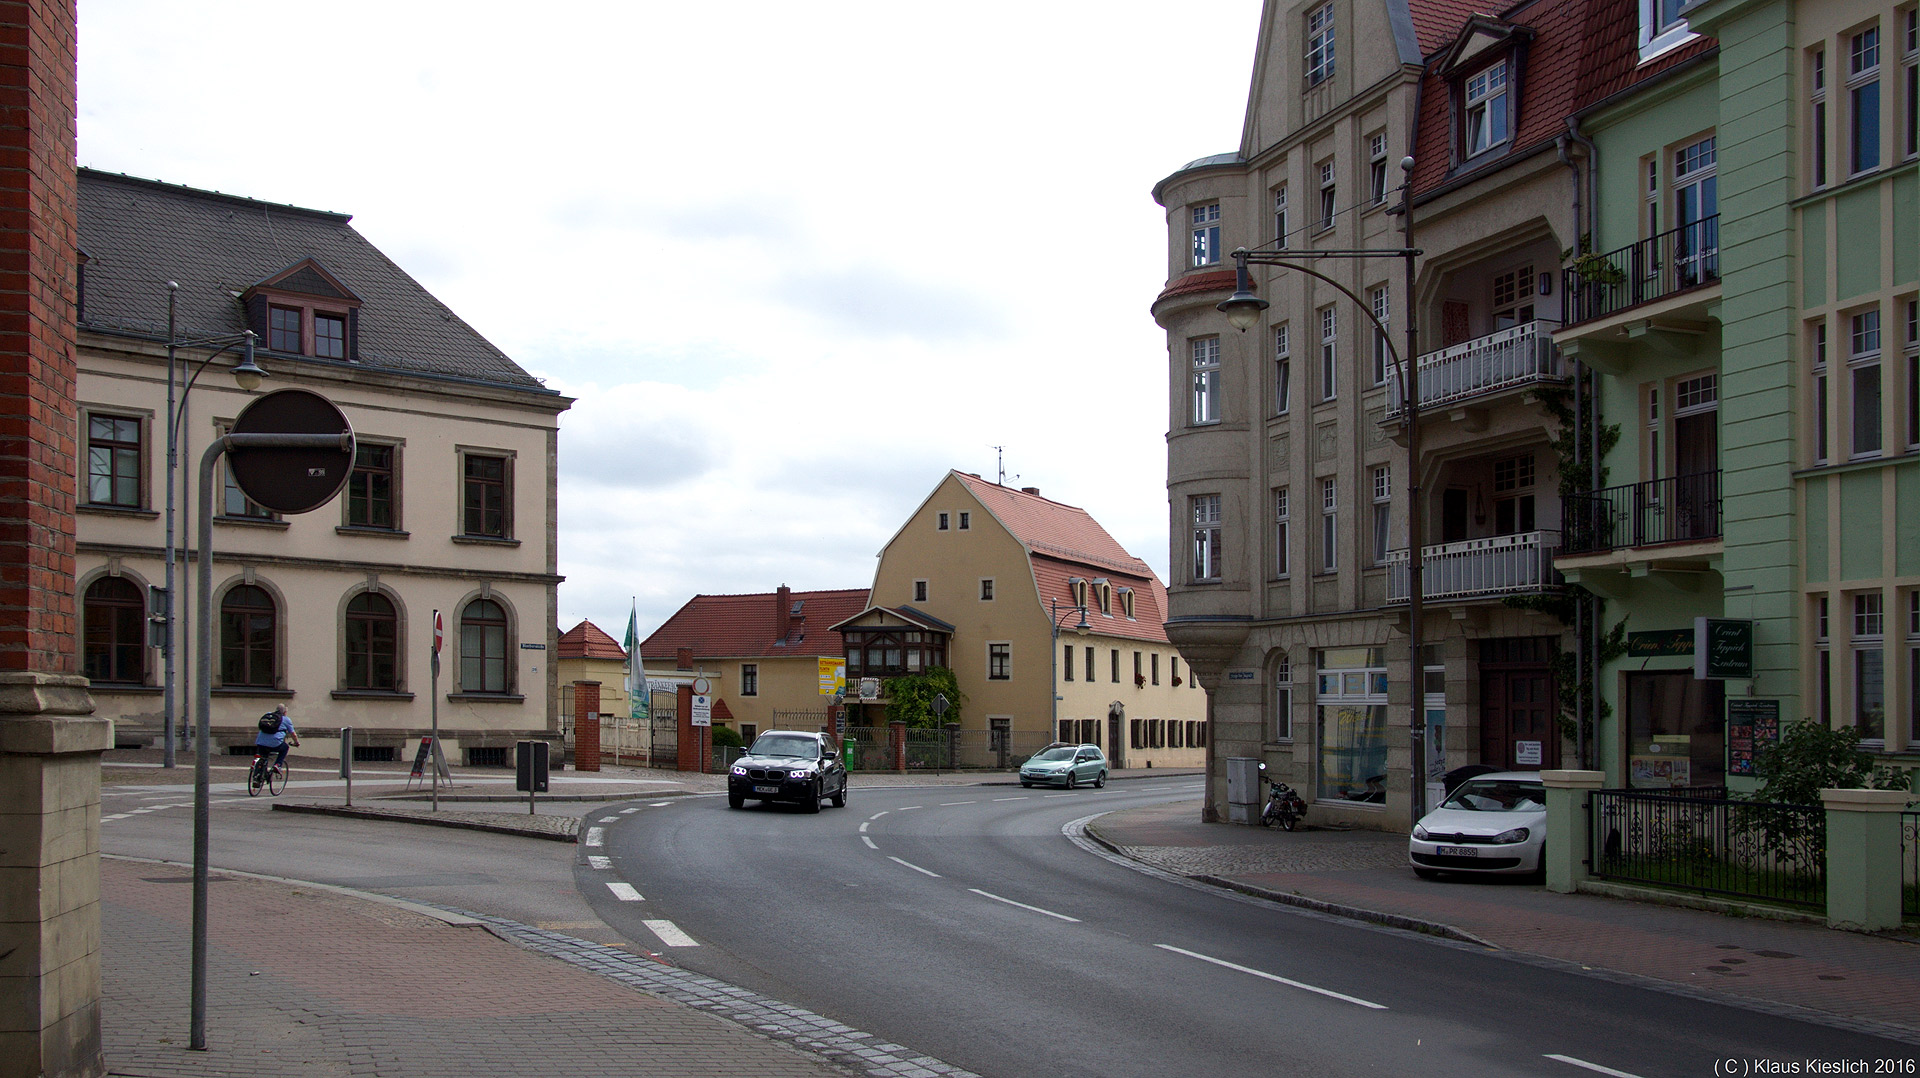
[1019,744,1107,789]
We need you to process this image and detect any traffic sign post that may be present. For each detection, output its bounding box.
[430,609,442,812]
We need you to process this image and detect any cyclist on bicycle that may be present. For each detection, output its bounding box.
[254,704,299,772]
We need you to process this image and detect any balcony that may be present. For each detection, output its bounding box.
[1560,472,1721,555]
[1387,320,1564,418]
[1563,216,1718,326]
[1386,530,1563,603]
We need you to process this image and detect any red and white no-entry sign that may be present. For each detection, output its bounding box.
[432,609,444,653]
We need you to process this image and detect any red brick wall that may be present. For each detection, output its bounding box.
[0,0,80,675]
[572,682,600,772]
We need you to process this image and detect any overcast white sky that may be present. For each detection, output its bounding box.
[78,0,1262,640]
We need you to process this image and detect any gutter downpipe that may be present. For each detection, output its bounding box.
[1558,134,1586,769]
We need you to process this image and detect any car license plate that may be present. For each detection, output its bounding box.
[1436,846,1478,857]
[753,785,781,794]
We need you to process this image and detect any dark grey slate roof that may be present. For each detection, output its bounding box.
[77,168,555,396]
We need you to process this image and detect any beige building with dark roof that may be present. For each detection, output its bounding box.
[75,169,571,766]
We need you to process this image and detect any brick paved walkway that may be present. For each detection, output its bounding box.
[1087,799,1920,1043]
[101,858,969,1078]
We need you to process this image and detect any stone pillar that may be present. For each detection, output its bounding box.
[675,685,699,772]
[572,681,600,772]
[888,720,906,773]
[1820,788,1909,932]
[0,1,98,1074]
[1541,770,1605,894]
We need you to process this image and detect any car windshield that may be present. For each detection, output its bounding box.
[749,735,818,759]
[1441,780,1545,812]
[1032,747,1076,762]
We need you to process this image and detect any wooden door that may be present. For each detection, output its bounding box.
[1480,666,1559,771]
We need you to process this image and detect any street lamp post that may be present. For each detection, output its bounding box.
[1214,160,1430,827]
[160,283,268,768]
[1048,598,1091,743]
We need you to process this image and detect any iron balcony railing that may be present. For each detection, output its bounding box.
[1386,529,1563,603]
[1386,320,1565,417]
[1563,215,1719,324]
[1560,471,1721,555]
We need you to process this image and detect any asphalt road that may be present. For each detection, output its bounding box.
[590,781,1915,1078]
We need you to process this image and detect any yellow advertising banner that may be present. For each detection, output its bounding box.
[818,657,846,696]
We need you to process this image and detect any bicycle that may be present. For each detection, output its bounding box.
[247,748,287,797]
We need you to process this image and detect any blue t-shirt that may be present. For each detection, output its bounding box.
[254,716,295,748]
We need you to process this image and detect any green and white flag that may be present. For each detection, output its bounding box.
[624,601,648,722]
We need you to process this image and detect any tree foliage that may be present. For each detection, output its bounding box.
[884,667,965,729]
[710,724,745,749]
[1749,720,1911,806]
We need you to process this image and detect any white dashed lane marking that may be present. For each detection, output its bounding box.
[1155,945,1386,1010]
[643,919,698,947]
[888,856,941,878]
[619,807,640,814]
[969,889,1079,922]
[861,836,878,849]
[649,801,672,807]
[991,797,1026,802]
[584,827,605,847]
[939,801,976,806]
[598,817,619,823]
[858,822,871,832]
[587,856,612,870]
[1545,1055,1645,1078]
[606,882,643,902]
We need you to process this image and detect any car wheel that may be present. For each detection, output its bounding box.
[803,780,822,814]
[831,780,846,808]
[728,792,745,810]
[1020,780,1032,788]
[1065,771,1077,790]
[1094,770,1106,789]
[1413,867,1443,880]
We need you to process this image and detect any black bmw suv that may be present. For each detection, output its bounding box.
[727,730,847,813]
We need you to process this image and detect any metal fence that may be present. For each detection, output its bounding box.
[1561,471,1721,554]
[1564,215,1719,324]
[1588,789,1825,910]
[1903,811,1919,920]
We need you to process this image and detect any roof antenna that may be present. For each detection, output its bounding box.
[992,445,1006,485]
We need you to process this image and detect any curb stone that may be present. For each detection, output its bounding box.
[272,802,579,841]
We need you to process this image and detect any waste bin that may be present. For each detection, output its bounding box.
[1226,757,1261,825]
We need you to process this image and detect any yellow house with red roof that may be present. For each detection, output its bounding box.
[556,619,633,721]
[840,471,1207,767]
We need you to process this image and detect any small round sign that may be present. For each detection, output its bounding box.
[227,389,355,514]
[692,677,711,695]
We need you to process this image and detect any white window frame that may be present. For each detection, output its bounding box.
[1305,3,1335,87]
[1368,132,1388,204]
[1464,60,1510,156]
[1853,591,1886,742]
[1273,184,1290,248]
[1192,494,1222,582]
[1371,465,1392,565]
[1274,322,1292,415]
[1317,161,1337,231]
[1813,321,1831,464]
[1369,285,1390,386]
[1270,658,1293,741]
[1320,477,1338,574]
[1811,46,1829,189]
[1191,336,1222,425]
[1319,305,1338,401]
[1903,8,1917,160]
[1848,25,1883,176]
[1905,298,1919,449]
[1637,0,1697,64]
[1274,486,1291,579]
[1191,202,1222,267]
[741,663,758,697]
[1849,307,1883,460]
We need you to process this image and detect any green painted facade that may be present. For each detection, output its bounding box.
[1559,0,1919,790]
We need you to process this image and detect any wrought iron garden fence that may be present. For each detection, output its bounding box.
[1589,789,1825,910]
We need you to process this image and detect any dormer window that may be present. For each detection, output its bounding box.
[243,257,363,361]
[1069,576,1088,609]
[1638,0,1697,63]
[1464,61,1510,155]
[1093,578,1113,615]
[1118,586,1136,620]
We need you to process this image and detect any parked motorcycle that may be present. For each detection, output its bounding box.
[1258,763,1307,831]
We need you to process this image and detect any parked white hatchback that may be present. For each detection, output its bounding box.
[1409,771,1547,879]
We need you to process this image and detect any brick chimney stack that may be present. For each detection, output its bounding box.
[775,584,792,642]
[675,647,693,670]
[1021,486,1041,497]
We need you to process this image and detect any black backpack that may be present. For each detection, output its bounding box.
[258,713,280,734]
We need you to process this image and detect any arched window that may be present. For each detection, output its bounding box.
[344,591,398,691]
[220,584,277,688]
[459,598,509,693]
[83,576,146,684]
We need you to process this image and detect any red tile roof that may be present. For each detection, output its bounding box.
[558,619,627,661]
[1409,0,1504,55]
[638,587,870,661]
[1409,0,1715,200]
[1153,268,1239,308]
[953,473,1172,645]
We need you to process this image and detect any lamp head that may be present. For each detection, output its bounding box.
[230,332,268,392]
[1073,607,1090,635]
[1216,289,1269,333]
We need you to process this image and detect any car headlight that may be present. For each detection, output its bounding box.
[1412,824,1431,840]
[788,768,814,780]
[1491,827,1530,844]
[730,765,747,776]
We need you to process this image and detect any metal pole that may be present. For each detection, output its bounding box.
[163,283,178,768]
[1401,163,1427,828]
[431,629,440,813]
[1049,601,1060,743]
[190,431,354,1050]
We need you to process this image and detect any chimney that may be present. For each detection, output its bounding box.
[1021,486,1040,497]
[775,584,792,642]
[675,647,693,670]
